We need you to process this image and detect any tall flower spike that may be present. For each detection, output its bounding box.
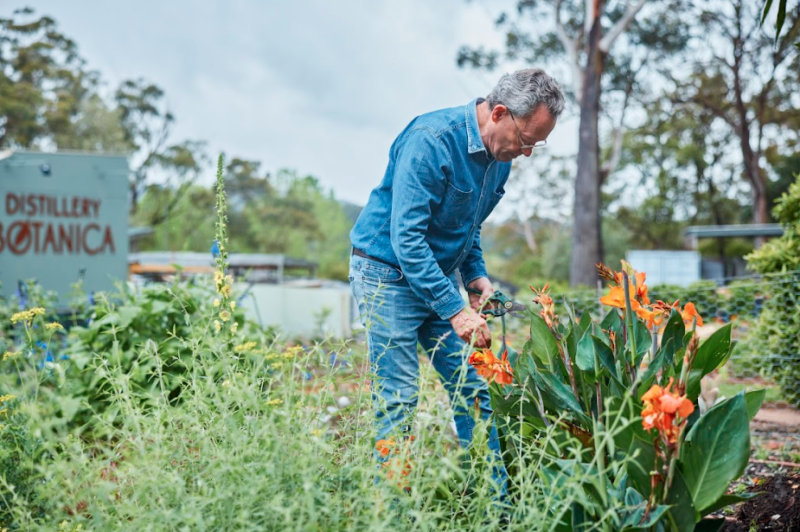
[531,284,557,328]
[595,262,617,284]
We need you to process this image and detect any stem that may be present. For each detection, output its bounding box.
[622,272,639,386]
[592,416,609,506]
[557,342,582,410]
[595,348,603,419]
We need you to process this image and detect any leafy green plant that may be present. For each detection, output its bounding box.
[746,173,800,407]
[476,261,763,531]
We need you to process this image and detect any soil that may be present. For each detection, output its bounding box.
[721,473,800,532]
[720,402,800,531]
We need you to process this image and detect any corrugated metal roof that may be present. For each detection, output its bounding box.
[684,224,783,238]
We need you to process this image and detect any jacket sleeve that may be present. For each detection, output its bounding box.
[390,128,465,320]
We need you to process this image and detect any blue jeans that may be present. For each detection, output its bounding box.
[349,254,507,493]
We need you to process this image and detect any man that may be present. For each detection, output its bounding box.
[349,69,565,487]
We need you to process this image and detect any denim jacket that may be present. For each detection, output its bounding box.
[350,98,511,320]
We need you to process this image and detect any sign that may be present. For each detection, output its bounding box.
[2,193,116,255]
[0,150,129,305]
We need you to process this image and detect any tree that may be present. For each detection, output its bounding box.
[0,7,96,148]
[53,93,131,153]
[618,98,750,261]
[672,0,800,240]
[115,78,208,217]
[458,0,688,286]
[0,8,207,224]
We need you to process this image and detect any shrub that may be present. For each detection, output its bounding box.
[60,277,269,432]
[745,173,800,407]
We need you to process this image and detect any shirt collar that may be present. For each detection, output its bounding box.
[465,98,487,155]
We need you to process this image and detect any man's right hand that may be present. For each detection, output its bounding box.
[449,307,492,349]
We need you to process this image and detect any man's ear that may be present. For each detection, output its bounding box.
[490,104,508,124]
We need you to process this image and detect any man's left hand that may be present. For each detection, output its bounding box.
[467,277,495,312]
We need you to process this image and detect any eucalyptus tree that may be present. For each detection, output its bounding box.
[671,0,799,239]
[458,0,688,286]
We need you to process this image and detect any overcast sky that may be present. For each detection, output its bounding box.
[19,0,578,213]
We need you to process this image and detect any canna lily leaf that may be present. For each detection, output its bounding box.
[700,492,763,517]
[680,393,750,514]
[530,313,560,364]
[576,330,596,372]
[591,336,623,386]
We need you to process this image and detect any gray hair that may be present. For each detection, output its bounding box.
[486,69,565,119]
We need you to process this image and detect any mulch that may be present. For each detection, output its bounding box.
[721,472,800,531]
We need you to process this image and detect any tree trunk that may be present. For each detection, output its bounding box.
[570,10,604,287]
[741,138,768,246]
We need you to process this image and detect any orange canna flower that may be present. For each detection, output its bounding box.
[375,438,414,490]
[600,286,641,310]
[636,307,666,329]
[680,302,703,327]
[531,284,558,328]
[469,349,513,385]
[613,265,650,305]
[641,378,695,444]
[375,439,396,457]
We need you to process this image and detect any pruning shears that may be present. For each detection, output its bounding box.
[466,288,528,357]
[466,288,528,319]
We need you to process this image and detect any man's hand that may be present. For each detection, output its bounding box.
[467,277,495,312]
[449,307,492,349]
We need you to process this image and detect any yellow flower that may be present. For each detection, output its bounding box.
[2,351,18,362]
[310,428,325,437]
[0,394,17,404]
[266,398,283,406]
[213,320,221,333]
[219,310,231,322]
[214,271,224,284]
[284,346,304,358]
[46,322,64,331]
[265,353,279,361]
[270,362,282,370]
[234,341,258,353]
[230,322,239,334]
[10,307,45,324]
[213,299,221,307]
[222,379,232,388]
[230,301,236,310]
[219,285,232,298]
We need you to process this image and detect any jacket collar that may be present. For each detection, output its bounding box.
[465,98,487,155]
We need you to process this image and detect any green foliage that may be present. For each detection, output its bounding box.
[0,7,95,148]
[0,398,46,528]
[487,264,760,530]
[134,165,353,281]
[61,278,267,431]
[745,174,800,407]
[747,175,800,273]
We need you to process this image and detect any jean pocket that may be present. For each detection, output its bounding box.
[361,261,404,285]
[441,183,473,228]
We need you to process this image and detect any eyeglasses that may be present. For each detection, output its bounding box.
[509,112,547,150]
